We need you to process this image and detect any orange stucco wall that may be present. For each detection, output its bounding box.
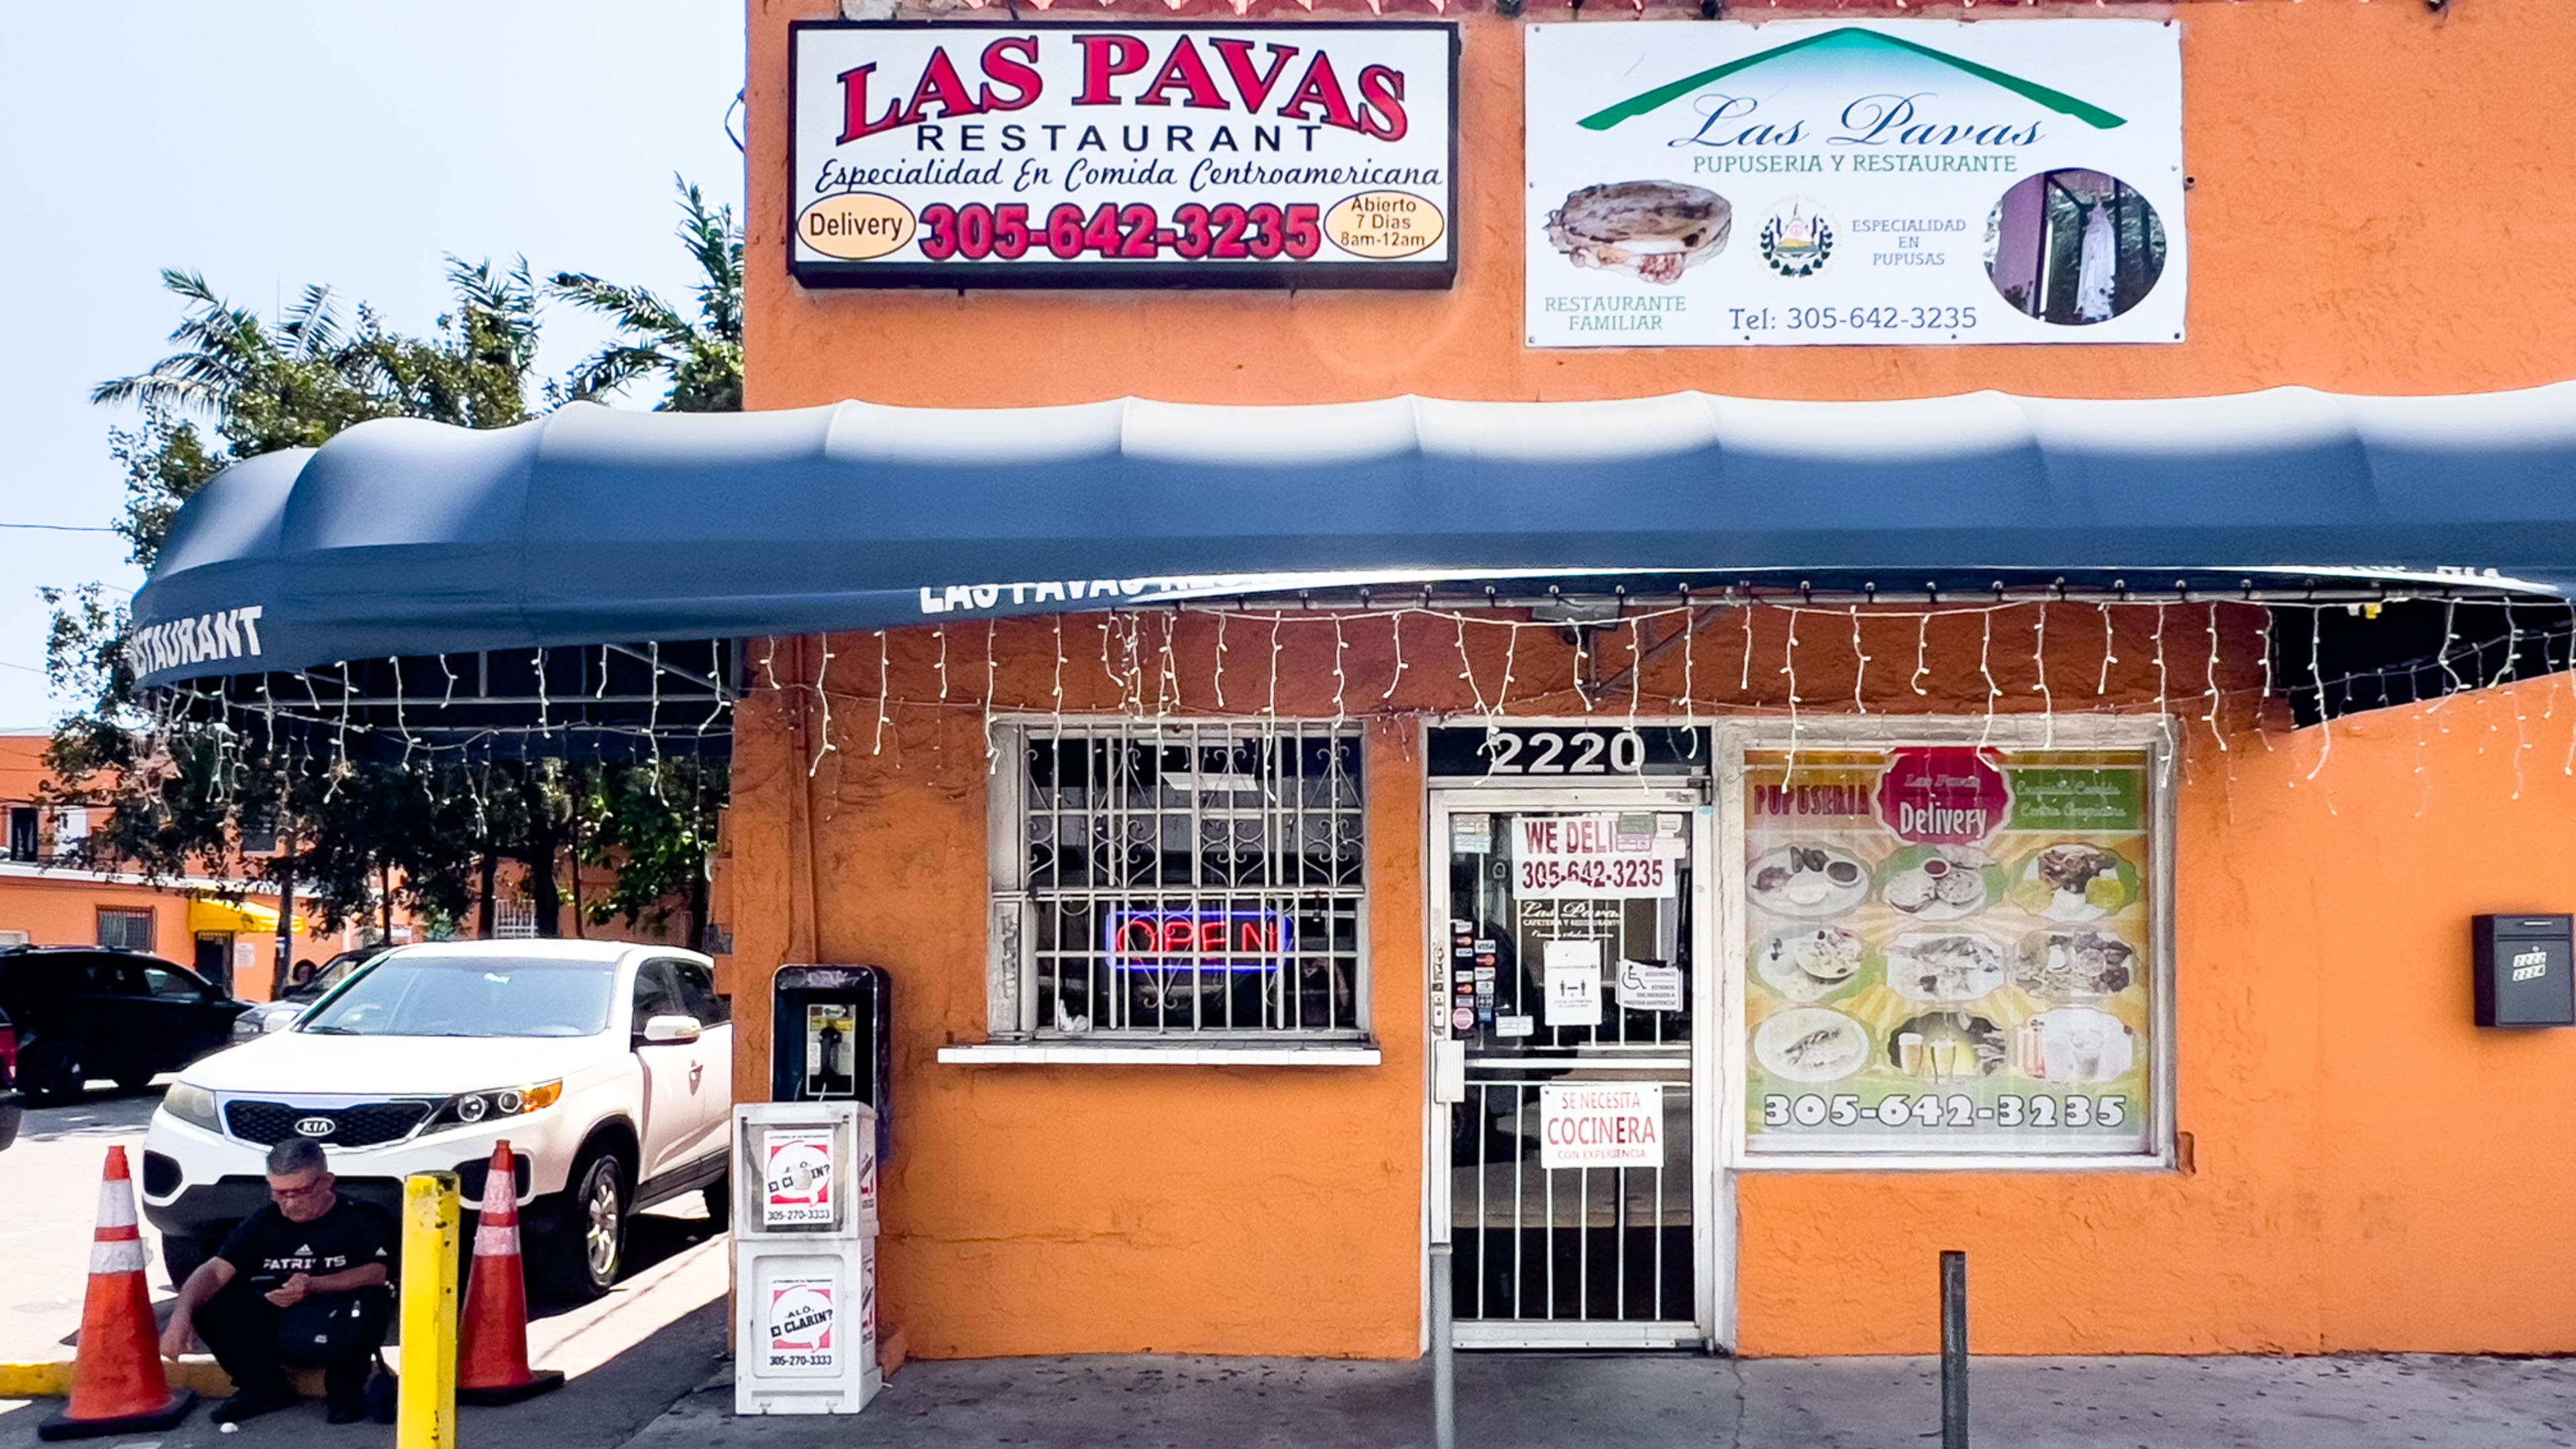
[746,1,2576,407]
[1740,676,2576,1356]
[735,0,2576,1358]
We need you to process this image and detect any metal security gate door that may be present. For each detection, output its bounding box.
[1431,784,1719,1350]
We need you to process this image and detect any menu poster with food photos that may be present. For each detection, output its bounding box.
[1743,747,2153,1155]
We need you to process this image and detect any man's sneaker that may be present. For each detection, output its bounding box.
[211,1385,300,1424]
[325,1397,368,1425]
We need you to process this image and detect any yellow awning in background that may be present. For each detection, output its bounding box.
[187,896,300,935]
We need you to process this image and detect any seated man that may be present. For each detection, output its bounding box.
[160,1138,395,1424]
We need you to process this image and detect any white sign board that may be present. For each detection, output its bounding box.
[1542,938,1603,1027]
[1525,19,2184,347]
[1539,1083,1666,1170]
[761,1273,842,1373]
[1513,813,1681,899]
[792,22,1458,288]
[763,1128,838,1228]
[1615,959,1685,1012]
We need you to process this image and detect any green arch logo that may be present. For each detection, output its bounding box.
[1575,27,2129,133]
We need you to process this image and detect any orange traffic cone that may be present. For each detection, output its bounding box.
[457,1141,565,1405]
[38,1146,195,1440]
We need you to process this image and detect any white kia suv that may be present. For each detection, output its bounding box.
[141,940,733,1300]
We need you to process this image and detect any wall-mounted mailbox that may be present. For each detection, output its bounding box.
[2473,914,2575,1027]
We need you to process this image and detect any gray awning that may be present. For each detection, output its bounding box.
[129,385,2576,689]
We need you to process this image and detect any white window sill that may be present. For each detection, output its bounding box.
[936,1042,1382,1067]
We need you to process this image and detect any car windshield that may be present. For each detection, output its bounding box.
[296,955,615,1038]
[288,955,372,1002]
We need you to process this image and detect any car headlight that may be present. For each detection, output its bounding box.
[162,1081,221,1131]
[431,1079,563,1129]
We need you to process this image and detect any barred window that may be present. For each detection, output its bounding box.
[97,907,156,954]
[991,721,1366,1040]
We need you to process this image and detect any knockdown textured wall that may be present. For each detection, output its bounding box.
[719,606,2346,1358]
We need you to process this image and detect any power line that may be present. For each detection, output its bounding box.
[0,522,117,533]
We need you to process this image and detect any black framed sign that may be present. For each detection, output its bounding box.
[1428,724,1713,780]
[789,21,1458,290]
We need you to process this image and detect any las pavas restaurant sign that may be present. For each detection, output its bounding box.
[1524,20,2184,347]
[791,22,1457,288]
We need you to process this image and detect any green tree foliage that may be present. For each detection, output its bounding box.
[551,177,745,413]
[44,191,743,947]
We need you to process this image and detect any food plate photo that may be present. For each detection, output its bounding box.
[2015,928,2141,1000]
[1756,925,1874,1003]
[1878,844,2005,921]
[2007,841,2141,921]
[1752,1006,1871,1082]
[1748,843,1872,918]
[1886,930,2010,1003]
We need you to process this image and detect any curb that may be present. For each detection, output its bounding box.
[0,1362,329,1399]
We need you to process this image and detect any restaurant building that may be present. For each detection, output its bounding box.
[126,0,2576,1368]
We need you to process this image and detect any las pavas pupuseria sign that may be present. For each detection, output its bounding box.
[1525,20,2184,347]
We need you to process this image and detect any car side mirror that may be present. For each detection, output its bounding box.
[262,1013,297,1034]
[640,1014,703,1045]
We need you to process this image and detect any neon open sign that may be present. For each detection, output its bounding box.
[1105,909,1295,974]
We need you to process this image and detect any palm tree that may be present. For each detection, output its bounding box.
[550,176,743,413]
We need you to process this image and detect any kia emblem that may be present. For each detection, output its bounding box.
[293,1116,337,1138]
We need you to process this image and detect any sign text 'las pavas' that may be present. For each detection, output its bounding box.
[791,22,1456,288]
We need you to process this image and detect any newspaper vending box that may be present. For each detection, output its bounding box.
[733,1099,880,1414]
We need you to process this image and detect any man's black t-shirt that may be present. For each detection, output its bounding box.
[217,1197,396,1291]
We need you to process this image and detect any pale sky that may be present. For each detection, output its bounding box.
[0,1,747,727]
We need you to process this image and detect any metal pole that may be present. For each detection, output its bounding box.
[1430,1241,1456,1449]
[1940,1250,1968,1449]
[399,1173,462,1449]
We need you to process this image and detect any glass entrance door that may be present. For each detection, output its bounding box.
[1432,788,1717,1349]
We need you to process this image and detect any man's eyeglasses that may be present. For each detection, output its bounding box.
[270,1175,331,1202]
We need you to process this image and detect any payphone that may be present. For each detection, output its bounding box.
[771,965,894,1161]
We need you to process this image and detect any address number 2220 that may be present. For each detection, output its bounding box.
[1479,728,1648,775]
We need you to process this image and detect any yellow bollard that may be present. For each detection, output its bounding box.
[398,1173,462,1449]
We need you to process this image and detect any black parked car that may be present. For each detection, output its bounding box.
[0,947,249,1105]
[0,1005,23,1148]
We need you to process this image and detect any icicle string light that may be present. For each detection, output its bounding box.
[1977,610,2000,747]
[2203,608,2229,753]
[1626,616,1644,729]
[1680,604,1699,723]
[2031,607,2050,746]
[1851,606,1870,716]
[1454,613,1489,714]
[1780,606,1802,777]
[2098,604,2118,696]
[809,638,837,777]
[1214,611,1230,710]
[984,618,1001,775]
[1331,614,1348,728]
[872,629,891,757]
[1382,610,1409,701]
[1741,606,1756,695]
[2304,610,2332,792]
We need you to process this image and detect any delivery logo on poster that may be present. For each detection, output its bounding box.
[1525,19,2184,347]
[763,1277,839,1371]
[763,1128,837,1228]
[1876,747,2010,846]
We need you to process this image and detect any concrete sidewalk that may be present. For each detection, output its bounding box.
[623,1352,2576,1448]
